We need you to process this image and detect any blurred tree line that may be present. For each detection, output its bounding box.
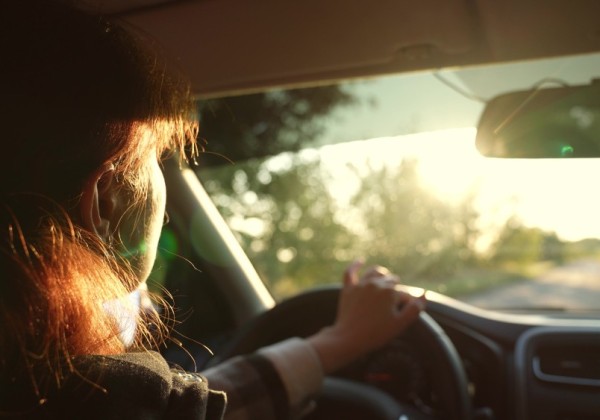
[193,86,600,300]
[491,220,600,267]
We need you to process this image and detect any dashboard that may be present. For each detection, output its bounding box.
[514,326,600,419]
[334,291,600,419]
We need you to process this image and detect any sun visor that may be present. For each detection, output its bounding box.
[120,0,477,97]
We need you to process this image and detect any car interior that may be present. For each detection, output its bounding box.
[77,0,600,419]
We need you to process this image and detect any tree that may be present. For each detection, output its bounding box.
[491,220,543,266]
[201,155,483,298]
[200,155,356,299]
[195,86,357,168]
[541,231,566,263]
[348,159,480,282]
[194,85,361,298]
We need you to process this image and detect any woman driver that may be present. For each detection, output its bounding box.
[0,1,425,418]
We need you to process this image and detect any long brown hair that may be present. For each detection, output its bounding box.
[0,0,197,397]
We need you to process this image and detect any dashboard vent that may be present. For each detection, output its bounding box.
[533,345,600,387]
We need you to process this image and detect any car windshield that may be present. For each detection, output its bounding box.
[191,52,600,313]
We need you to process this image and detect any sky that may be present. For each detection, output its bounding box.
[316,128,600,244]
[306,52,600,243]
[319,51,600,148]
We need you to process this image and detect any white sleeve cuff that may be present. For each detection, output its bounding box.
[257,337,324,409]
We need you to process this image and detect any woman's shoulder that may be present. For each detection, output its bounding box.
[2,351,226,420]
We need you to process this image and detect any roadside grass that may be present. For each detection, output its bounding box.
[411,261,557,299]
[268,261,563,301]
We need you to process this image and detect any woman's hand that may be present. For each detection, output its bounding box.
[307,260,426,374]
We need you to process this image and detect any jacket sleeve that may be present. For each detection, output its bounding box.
[202,338,324,420]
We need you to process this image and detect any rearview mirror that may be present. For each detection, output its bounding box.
[476,80,600,158]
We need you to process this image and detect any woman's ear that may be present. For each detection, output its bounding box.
[80,164,118,242]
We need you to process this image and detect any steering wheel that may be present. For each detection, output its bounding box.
[209,286,471,420]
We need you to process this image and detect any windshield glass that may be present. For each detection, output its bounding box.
[192,52,600,313]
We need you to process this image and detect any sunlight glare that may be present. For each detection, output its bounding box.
[317,127,600,243]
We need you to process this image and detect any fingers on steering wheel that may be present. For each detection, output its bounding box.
[396,297,425,331]
[345,262,404,293]
[343,260,363,287]
[361,265,392,281]
[394,292,426,329]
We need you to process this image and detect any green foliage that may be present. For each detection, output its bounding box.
[490,220,568,267]
[201,155,355,298]
[541,231,566,263]
[196,84,361,298]
[200,156,482,299]
[564,238,600,260]
[196,86,356,167]
[348,159,479,283]
[200,149,600,302]
[432,267,528,297]
[491,220,544,265]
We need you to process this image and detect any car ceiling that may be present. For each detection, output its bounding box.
[81,0,600,98]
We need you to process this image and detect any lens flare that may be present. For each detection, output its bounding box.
[158,228,178,261]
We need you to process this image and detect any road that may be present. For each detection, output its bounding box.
[463,259,600,311]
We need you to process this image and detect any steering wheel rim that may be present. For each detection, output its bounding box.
[209,286,471,420]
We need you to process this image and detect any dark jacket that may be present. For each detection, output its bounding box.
[1,352,227,419]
